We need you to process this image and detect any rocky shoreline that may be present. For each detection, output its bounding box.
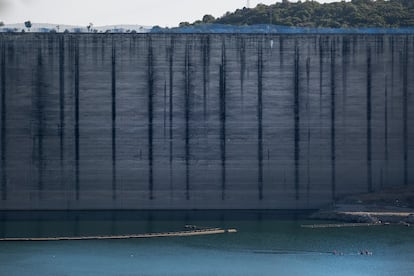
[310,205,414,225]
[310,187,414,225]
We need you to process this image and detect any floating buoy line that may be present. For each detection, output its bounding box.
[0,227,237,242]
[301,223,385,229]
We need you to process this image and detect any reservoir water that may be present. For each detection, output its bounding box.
[0,211,413,275]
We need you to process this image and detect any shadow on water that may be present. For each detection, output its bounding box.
[0,210,313,238]
[0,209,314,221]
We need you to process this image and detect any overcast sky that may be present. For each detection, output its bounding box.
[0,0,345,27]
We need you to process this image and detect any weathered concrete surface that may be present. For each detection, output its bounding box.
[0,33,413,210]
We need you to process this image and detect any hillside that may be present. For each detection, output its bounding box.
[186,0,414,28]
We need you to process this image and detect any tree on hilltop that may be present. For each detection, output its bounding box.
[24,21,32,31]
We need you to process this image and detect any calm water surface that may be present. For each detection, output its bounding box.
[0,211,413,276]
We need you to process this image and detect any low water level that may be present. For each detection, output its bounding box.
[0,211,413,275]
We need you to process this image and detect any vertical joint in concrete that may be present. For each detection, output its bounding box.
[148,38,154,200]
[330,39,336,201]
[384,76,389,171]
[219,42,227,201]
[74,39,80,200]
[203,36,210,121]
[403,37,408,186]
[111,40,117,200]
[239,37,246,114]
[294,40,300,200]
[367,46,373,193]
[185,43,191,201]
[59,36,65,164]
[258,44,264,201]
[36,48,44,198]
[1,42,6,201]
[168,38,174,193]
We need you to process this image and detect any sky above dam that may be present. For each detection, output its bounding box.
[1,0,343,27]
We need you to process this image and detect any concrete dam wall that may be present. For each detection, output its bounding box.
[0,33,413,210]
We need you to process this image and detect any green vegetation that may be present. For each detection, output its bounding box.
[187,0,414,28]
[24,20,32,31]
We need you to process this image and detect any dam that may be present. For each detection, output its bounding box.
[0,33,412,210]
